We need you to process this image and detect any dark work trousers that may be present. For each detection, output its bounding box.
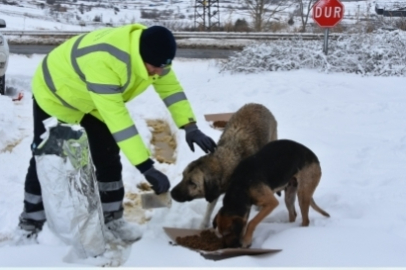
[20,98,125,225]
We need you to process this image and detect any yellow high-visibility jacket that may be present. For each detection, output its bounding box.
[32,24,196,166]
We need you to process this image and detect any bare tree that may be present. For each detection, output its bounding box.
[242,0,294,31]
[296,0,316,32]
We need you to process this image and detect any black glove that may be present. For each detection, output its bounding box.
[136,159,170,195]
[185,124,217,154]
[143,167,170,194]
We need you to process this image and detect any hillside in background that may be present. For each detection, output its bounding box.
[0,0,405,32]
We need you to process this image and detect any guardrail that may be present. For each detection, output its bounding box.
[1,30,343,40]
[1,30,345,49]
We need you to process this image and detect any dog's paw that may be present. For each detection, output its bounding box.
[241,236,252,248]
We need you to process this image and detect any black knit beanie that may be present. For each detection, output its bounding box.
[140,26,176,67]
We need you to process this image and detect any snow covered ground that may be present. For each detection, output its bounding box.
[0,0,393,31]
[0,53,406,267]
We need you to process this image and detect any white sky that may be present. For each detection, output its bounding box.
[0,52,405,267]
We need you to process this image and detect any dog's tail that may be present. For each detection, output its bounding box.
[310,198,330,217]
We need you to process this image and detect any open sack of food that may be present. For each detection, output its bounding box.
[163,227,281,261]
[35,118,106,258]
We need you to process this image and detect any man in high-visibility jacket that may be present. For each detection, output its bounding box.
[18,24,216,242]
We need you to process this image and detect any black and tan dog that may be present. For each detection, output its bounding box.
[213,139,330,248]
[171,103,278,228]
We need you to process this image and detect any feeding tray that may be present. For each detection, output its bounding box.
[163,227,281,261]
[204,113,234,130]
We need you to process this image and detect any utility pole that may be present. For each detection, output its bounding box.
[194,0,220,31]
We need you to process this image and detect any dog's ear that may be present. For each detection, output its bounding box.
[231,216,245,236]
[204,178,221,203]
[212,212,218,228]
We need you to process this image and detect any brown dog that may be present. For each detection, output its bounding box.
[170,103,278,228]
[213,139,330,248]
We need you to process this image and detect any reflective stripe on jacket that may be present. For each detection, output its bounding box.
[32,24,196,166]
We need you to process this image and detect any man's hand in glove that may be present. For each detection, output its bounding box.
[184,123,217,154]
[136,159,170,194]
[143,167,170,194]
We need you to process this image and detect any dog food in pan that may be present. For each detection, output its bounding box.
[176,230,224,251]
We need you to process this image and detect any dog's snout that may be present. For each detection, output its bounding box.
[223,234,242,248]
[170,188,183,202]
[170,185,191,202]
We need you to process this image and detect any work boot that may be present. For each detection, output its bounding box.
[18,217,45,237]
[14,217,45,244]
[105,217,142,243]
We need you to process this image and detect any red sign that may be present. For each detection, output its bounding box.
[312,0,345,28]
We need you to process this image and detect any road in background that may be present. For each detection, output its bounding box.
[8,45,237,59]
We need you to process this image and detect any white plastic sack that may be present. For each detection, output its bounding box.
[35,117,106,258]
